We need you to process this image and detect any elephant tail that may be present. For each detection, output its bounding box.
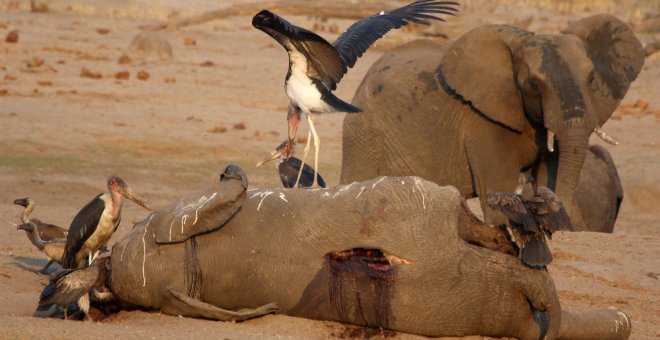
[557,307,631,340]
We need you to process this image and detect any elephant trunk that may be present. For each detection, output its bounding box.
[554,120,589,230]
[558,308,631,340]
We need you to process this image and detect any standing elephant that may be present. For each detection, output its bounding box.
[341,15,643,230]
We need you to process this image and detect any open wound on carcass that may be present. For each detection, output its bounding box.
[326,248,396,328]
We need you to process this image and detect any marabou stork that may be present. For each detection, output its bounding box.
[257,141,326,188]
[486,174,573,267]
[61,176,151,269]
[13,197,68,272]
[17,222,66,272]
[252,0,459,187]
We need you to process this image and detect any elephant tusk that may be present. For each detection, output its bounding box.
[547,131,555,152]
[594,126,618,145]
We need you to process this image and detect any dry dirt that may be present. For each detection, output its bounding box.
[0,0,658,339]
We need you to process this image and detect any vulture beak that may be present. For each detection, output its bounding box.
[17,222,35,232]
[13,198,30,207]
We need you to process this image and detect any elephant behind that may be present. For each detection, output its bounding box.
[341,15,643,231]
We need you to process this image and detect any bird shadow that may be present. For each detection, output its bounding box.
[7,254,60,275]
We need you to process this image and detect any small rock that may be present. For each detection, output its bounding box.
[80,67,102,79]
[115,71,130,80]
[200,60,214,67]
[97,28,110,35]
[328,24,339,34]
[253,130,261,137]
[37,80,52,86]
[25,57,45,68]
[4,75,17,81]
[297,136,308,144]
[209,126,227,134]
[184,37,196,46]
[268,131,279,136]
[647,272,658,280]
[164,77,176,84]
[6,30,19,43]
[313,23,326,32]
[122,32,173,63]
[233,122,246,130]
[634,99,649,110]
[137,70,150,81]
[118,55,132,64]
[56,60,66,64]
[186,116,202,122]
[0,89,8,96]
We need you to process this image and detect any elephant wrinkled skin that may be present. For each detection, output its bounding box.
[108,170,630,339]
[341,15,643,231]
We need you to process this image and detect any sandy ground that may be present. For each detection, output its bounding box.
[0,0,658,338]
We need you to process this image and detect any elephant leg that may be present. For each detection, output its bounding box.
[162,287,280,322]
[467,147,521,226]
[557,308,631,340]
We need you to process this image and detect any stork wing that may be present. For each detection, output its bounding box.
[486,192,538,231]
[333,0,459,69]
[252,10,347,90]
[279,157,326,188]
[527,187,574,234]
[61,194,104,268]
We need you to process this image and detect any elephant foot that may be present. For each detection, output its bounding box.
[457,199,517,256]
[162,287,280,322]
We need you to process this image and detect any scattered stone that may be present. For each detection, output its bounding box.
[121,31,173,64]
[268,131,279,136]
[137,70,150,81]
[186,116,202,122]
[36,80,52,86]
[253,130,261,137]
[80,67,102,79]
[4,75,17,81]
[0,89,8,96]
[200,60,214,67]
[115,71,130,80]
[97,28,110,35]
[313,23,326,32]
[233,122,246,130]
[328,24,339,34]
[29,1,49,13]
[209,126,227,133]
[634,99,649,110]
[25,57,45,68]
[647,272,658,280]
[56,60,66,64]
[6,30,19,43]
[297,136,308,144]
[184,37,196,46]
[118,55,132,65]
[164,77,176,84]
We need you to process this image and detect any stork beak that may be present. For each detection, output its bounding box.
[13,198,29,207]
[120,186,152,211]
[256,148,286,167]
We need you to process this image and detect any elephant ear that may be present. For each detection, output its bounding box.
[562,14,644,125]
[153,165,247,244]
[439,25,533,133]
